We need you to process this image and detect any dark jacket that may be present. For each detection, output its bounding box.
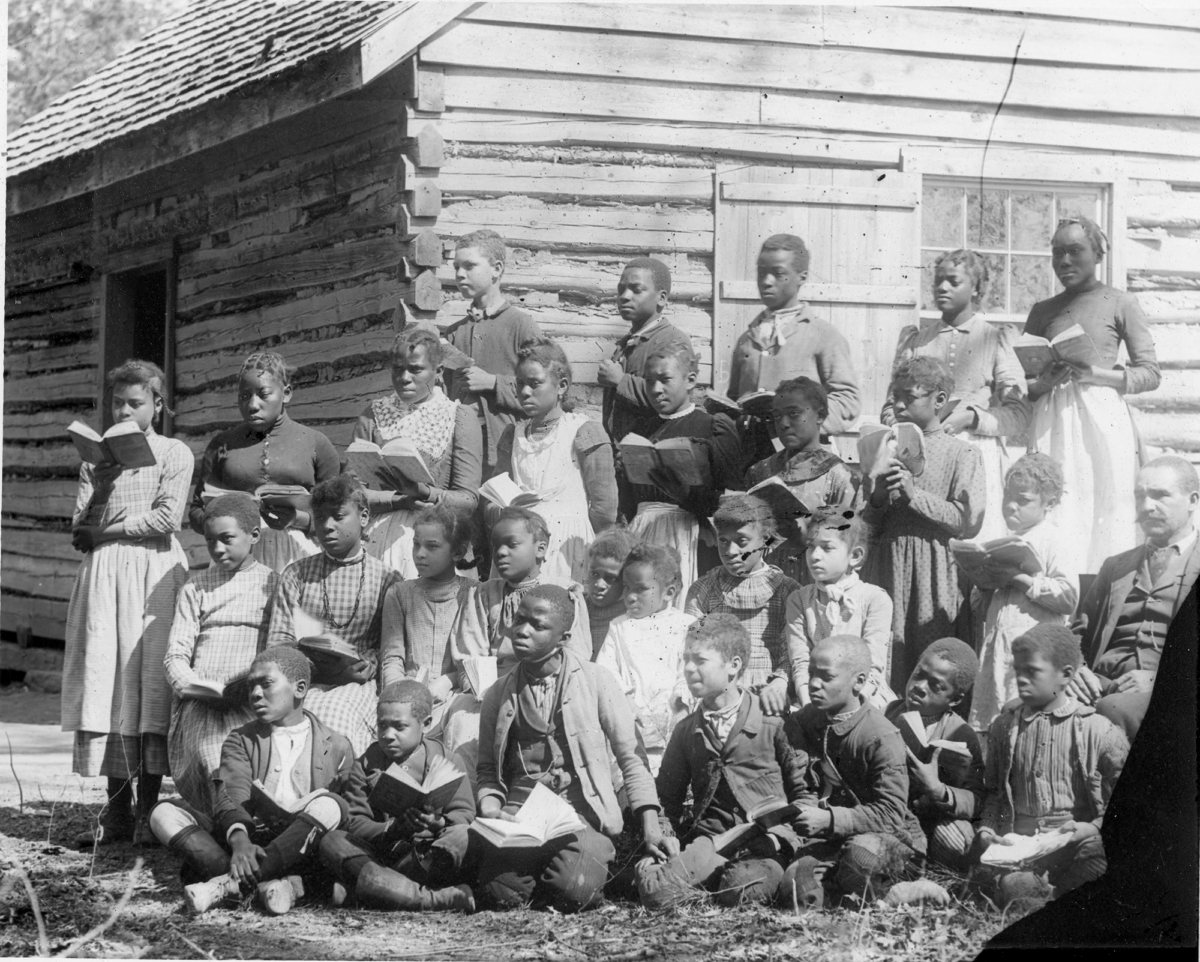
[785,701,925,851]
[340,737,476,843]
[603,319,695,444]
[883,700,984,820]
[212,710,355,838]
[657,691,808,840]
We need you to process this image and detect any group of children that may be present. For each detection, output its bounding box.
[62,223,1190,921]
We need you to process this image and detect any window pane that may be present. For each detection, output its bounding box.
[967,189,1008,249]
[1011,255,1051,315]
[1056,191,1101,226]
[980,252,1007,313]
[1011,192,1054,251]
[920,249,941,311]
[922,185,964,248]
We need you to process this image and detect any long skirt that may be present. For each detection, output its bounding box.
[1030,383,1141,574]
[629,502,699,610]
[966,432,1021,543]
[255,526,319,574]
[167,700,255,813]
[305,680,378,755]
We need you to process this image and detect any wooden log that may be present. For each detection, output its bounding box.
[416,64,445,112]
[408,229,443,267]
[4,366,97,405]
[3,340,97,377]
[0,639,65,672]
[3,302,97,339]
[3,530,80,563]
[1,479,79,518]
[409,124,445,169]
[432,260,713,303]
[3,411,95,443]
[408,270,443,311]
[409,180,443,217]
[1,443,84,474]
[1,551,78,601]
[1132,411,1200,451]
[1125,234,1200,276]
[0,594,69,642]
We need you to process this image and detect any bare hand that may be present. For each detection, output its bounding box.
[260,505,294,530]
[399,805,446,837]
[1066,665,1105,705]
[1115,669,1156,694]
[428,675,454,704]
[1059,820,1099,846]
[643,826,680,862]
[479,796,515,821]
[904,746,945,800]
[884,459,915,502]
[975,828,1008,853]
[1009,573,1036,592]
[792,805,832,837]
[91,461,124,486]
[941,406,976,436]
[463,366,497,394]
[596,358,624,388]
[229,837,266,885]
[1044,362,1076,389]
[757,678,789,717]
[71,526,101,553]
[331,659,372,686]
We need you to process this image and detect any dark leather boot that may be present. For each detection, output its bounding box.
[422,883,476,913]
[258,814,327,881]
[134,775,163,847]
[76,778,134,848]
[356,864,474,912]
[319,830,373,906]
[168,823,231,881]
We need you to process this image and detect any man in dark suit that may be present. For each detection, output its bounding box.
[1069,455,1200,740]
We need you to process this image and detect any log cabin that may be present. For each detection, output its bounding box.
[5,2,1199,660]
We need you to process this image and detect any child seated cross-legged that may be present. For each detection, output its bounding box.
[472,585,672,912]
[780,636,926,909]
[786,508,895,711]
[883,639,985,872]
[595,543,696,774]
[975,625,1128,910]
[267,475,402,755]
[635,615,808,910]
[583,525,638,648]
[165,494,279,815]
[318,680,475,912]
[685,494,801,717]
[149,647,354,916]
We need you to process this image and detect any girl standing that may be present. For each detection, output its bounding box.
[1023,217,1160,573]
[883,250,1030,541]
[189,352,340,573]
[352,328,482,579]
[62,360,192,847]
[488,336,616,582]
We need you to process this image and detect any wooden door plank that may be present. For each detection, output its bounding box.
[719,281,918,306]
[721,181,918,209]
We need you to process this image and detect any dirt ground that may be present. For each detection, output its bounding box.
[0,684,1008,961]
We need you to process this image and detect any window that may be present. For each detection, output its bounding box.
[920,180,1108,319]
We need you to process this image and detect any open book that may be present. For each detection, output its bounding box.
[856,422,925,478]
[255,484,312,529]
[470,782,587,849]
[367,754,465,816]
[1012,323,1103,378]
[949,536,1042,591]
[293,611,362,684]
[619,434,707,487]
[980,829,1075,868]
[708,797,797,856]
[68,420,156,468]
[460,656,499,702]
[179,675,248,706]
[250,780,329,824]
[345,437,435,490]
[746,476,816,523]
[702,388,774,418]
[478,473,542,510]
[894,711,973,762]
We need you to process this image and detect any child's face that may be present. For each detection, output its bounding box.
[617,267,667,327]
[511,595,568,664]
[454,245,502,302]
[111,382,162,433]
[807,646,866,716]
[412,522,460,581]
[644,355,695,416]
[805,526,862,585]
[932,262,975,318]
[905,652,964,717]
[491,518,545,583]
[1051,223,1098,292]
[391,344,439,405]
[717,522,769,578]
[771,393,823,452]
[1014,649,1073,710]
[756,248,807,311]
[890,378,945,429]
[377,701,428,761]
[314,501,369,560]
[621,561,677,619]
[1002,481,1051,535]
[683,642,741,704]
[247,662,304,725]
[1135,464,1200,545]
[204,515,259,571]
[515,359,566,420]
[586,554,625,608]
[238,370,291,432]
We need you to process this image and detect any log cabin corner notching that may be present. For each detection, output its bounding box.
[4,2,1200,645]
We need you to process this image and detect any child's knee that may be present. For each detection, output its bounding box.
[541,832,615,913]
[928,819,975,869]
[299,795,343,832]
[834,834,912,898]
[148,799,198,844]
[713,858,784,907]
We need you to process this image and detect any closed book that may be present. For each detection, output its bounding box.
[67,420,156,469]
[367,755,465,816]
[703,389,743,417]
[297,632,362,685]
[735,389,775,417]
[470,783,587,849]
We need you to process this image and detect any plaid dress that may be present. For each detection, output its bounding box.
[165,561,277,813]
[684,565,801,691]
[62,429,192,778]
[267,551,401,754]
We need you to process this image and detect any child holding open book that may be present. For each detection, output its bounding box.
[350,327,482,579]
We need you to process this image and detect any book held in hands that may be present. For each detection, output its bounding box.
[618,434,707,488]
[746,476,816,523]
[708,796,798,856]
[895,711,973,762]
[367,754,465,816]
[460,656,499,702]
[949,536,1042,591]
[477,473,543,510]
[345,437,435,490]
[469,782,587,849]
[250,780,329,824]
[1012,323,1103,378]
[856,423,925,478]
[979,830,1075,868]
[68,420,157,469]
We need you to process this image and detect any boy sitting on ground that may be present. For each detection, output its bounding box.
[635,615,807,909]
[149,646,354,916]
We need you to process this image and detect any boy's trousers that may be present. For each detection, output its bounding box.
[784,832,916,901]
[635,834,784,909]
[473,825,616,913]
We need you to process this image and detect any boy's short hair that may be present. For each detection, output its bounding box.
[412,504,475,558]
[311,474,369,516]
[807,506,868,556]
[814,634,872,678]
[933,249,991,307]
[203,493,260,535]
[644,341,699,377]
[920,637,980,695]
[522,584,575,635]
[240,351,292,389]
[1012,624,1082,672]
[1005,453,1065,506]
[891,355,954,398]
[391,325,445,368]
[493,506,550,545]
[252,645,311,686]
[455,228,507,267]
[685,614,750,672]
[712,493,778,542]
[1143,454,1200,495]
[760,233,811,274]
[378,679,434,721]
[622,542,682,590]
[774,376,828,419]
[587,524,638,566]
[622,256,672,295]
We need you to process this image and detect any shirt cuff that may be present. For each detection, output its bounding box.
[226,823,249,844]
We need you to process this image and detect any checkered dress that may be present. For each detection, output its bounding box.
[61,430,192,778]
[165,561,278,813]
[684,565,802,690]
[267,551,402,753]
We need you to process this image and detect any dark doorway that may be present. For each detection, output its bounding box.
[100,263,175,431]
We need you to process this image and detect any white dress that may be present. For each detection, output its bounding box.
[510,412,596,583]
[629,504,699,612]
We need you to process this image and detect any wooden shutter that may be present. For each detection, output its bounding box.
[713,166,921,427]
